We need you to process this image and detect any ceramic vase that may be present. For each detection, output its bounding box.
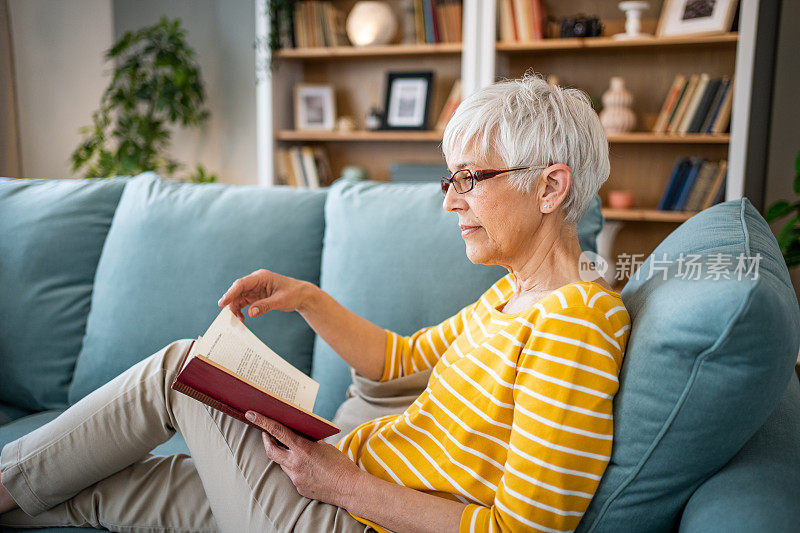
[600,76,636,134]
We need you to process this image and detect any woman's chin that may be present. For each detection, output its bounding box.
[464,246,490,265]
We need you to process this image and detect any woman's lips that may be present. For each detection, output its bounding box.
[460,225,480,236]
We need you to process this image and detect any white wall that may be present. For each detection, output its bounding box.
[7,0,257,184]
[111,0,258,185]
[8,0,113,179]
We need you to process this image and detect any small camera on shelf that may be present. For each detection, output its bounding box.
[559,14,604,38]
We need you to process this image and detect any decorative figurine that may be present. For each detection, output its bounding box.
[613,1,654,39]
[600,77,636,134]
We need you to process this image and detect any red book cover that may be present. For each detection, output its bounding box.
[171,340,339,442]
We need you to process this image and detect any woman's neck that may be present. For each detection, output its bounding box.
[505,221,607,295]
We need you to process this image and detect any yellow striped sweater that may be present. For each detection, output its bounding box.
[336,273,631,532]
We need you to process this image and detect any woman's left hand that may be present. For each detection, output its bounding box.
[245,410,364,509]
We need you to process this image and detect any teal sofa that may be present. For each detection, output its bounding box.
[1,173,798,532]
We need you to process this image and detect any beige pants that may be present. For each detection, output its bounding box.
[0,338,373,533]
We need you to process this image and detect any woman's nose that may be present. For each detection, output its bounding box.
[442,184,467,212]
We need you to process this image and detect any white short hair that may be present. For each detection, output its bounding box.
[442,72,609,224]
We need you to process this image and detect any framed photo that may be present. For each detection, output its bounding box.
[382,71,434,130]
[294,84,336,131]
[657,0,738,38]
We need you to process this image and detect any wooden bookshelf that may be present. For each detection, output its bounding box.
[602,208,697,223]
[491,5,739,286]
[496,32,738,53]
[267,1,743,286]
[271,0,462,182]
[277,130,730,144]
[276,130,444,142]
[275,42,462,59]
[607,133,730,144]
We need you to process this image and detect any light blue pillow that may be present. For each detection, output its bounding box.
[311,177,604,419]
[578,198,800,532]
[68,174,327,404]
[0,177,127,411]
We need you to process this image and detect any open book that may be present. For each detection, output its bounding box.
[171,307,339,441]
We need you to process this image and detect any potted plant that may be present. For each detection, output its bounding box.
[71,17,217,183]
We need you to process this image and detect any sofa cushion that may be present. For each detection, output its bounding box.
[0,177,128,411]
[310,177,604,419]
[0,403,31,427]
[678,376,800,533]
[578,198,800,532]
[68,173,327,404]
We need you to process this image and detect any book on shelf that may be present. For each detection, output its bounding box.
[658,157,728,212]
[654,74,733,135]
[291,1,349,48]
[700,159,728,211]
[276,146,332,188]
[498,0,547,43]
[171,307,339,441]
[498,0,518,42]
[667,74,699,134]
[709,78,734,134]
[417,0,462,44]
[435,79,462,131]
[672,157,705,210]
[657,157,692,210]
[677,73,710,134]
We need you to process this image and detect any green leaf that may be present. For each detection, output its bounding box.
[785,240,800,268]
[765,200,794,222]
[795,150,800,176]
[777,214,800,250]
[794,170,800,196]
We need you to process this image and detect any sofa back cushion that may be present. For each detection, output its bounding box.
[311,177,604,419]
[68,174,327,404]
[0,177,127,411]
[577,198,800,532]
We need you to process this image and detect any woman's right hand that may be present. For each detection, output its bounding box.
[217,269,314,322]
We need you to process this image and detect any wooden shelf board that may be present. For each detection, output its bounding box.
[275,42,462,59]
[276,130,444,142]
[276,131,729,144]
[497,32,738,53]
[607,133,730,144]
[602,208,697,222]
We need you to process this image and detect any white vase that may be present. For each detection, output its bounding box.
[600,77,636,134]
[346,1,398,47]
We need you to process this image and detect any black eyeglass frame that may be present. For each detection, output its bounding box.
[441,164,551,195]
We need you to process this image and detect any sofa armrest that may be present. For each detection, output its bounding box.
[678,375,800,533]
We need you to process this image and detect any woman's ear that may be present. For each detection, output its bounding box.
[541,164,572,207]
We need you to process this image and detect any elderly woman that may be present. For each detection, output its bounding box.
[0,73,630,532]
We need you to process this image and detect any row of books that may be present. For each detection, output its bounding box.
[291,1,349,49]
[658,157,727,212]
[275,146,332,188]
[498,0,548,42]
[414,0,463,44]
[653,74,734,135]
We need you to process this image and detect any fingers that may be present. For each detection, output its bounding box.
[248,298,272,318]
[245,411,299,447]
[217,269,269,315]
[262,431,291,463]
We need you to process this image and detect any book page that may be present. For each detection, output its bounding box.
[195,308,318,411]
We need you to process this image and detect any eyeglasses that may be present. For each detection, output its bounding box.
[441,165,550,195]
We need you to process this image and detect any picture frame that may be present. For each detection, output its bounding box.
[382,71,434,130]
[656,0,738,38]
[294,84,336,131]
